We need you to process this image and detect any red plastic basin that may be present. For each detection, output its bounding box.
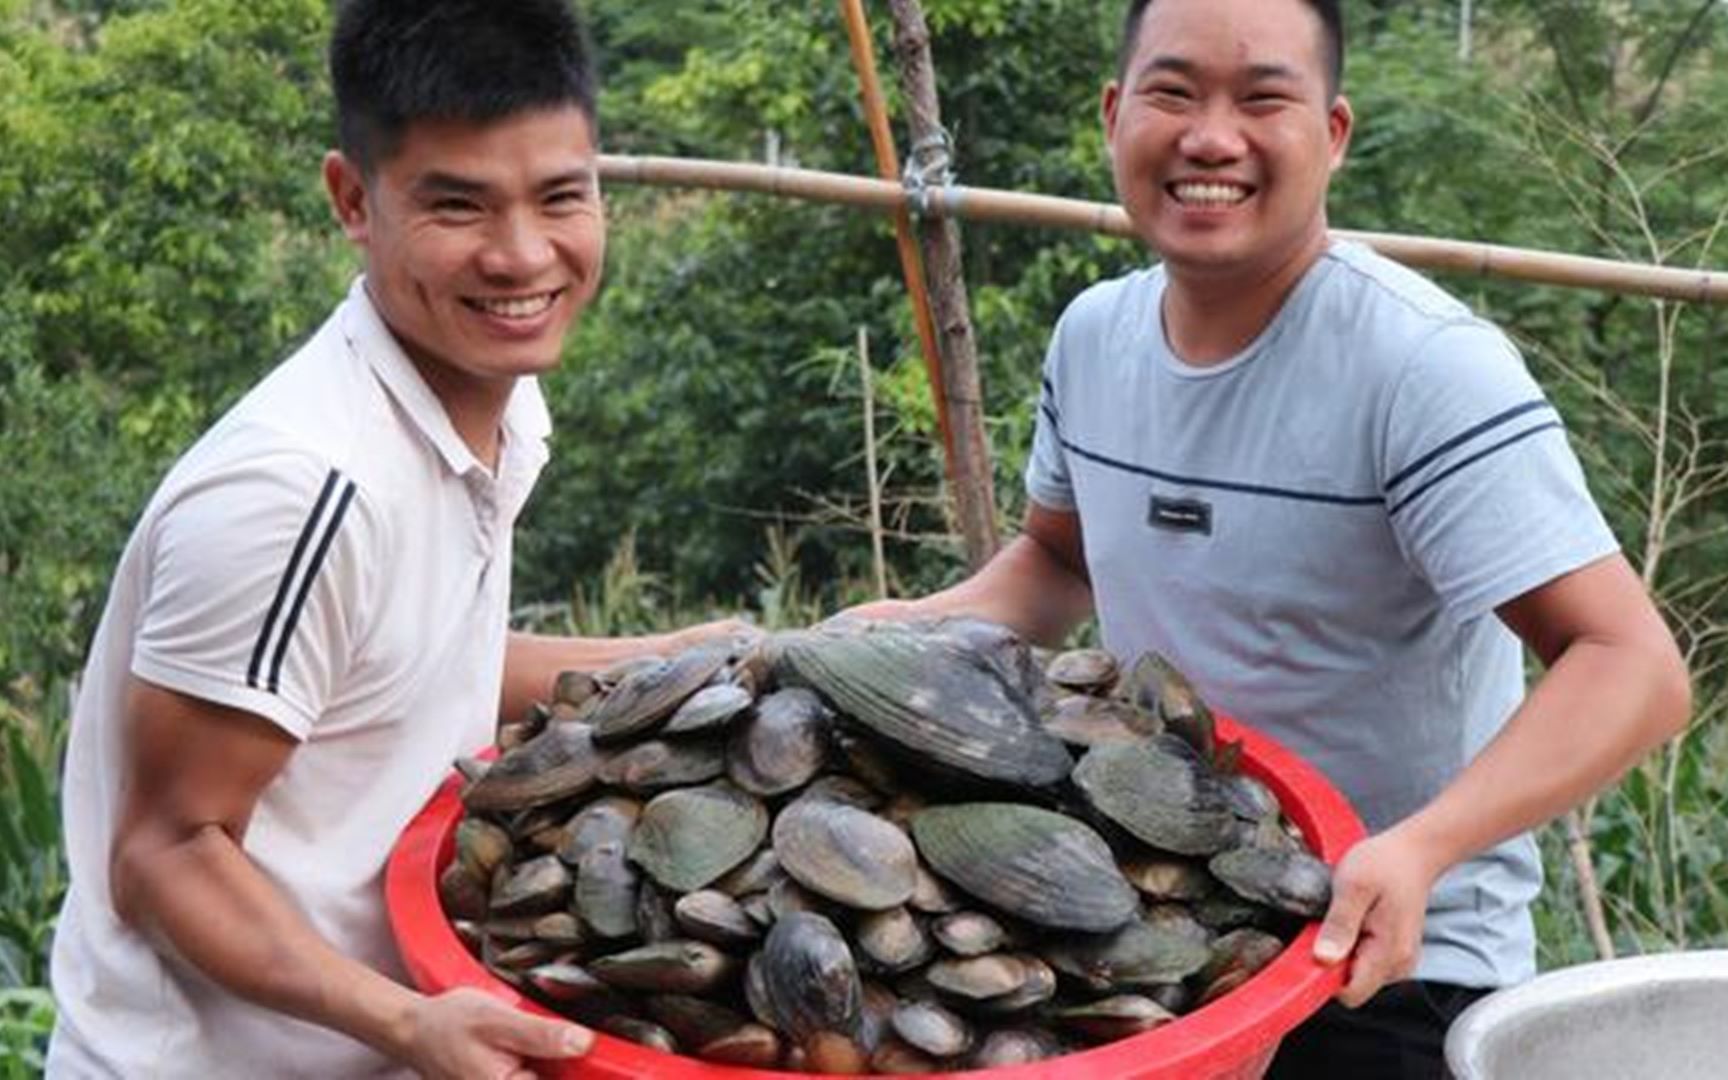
[386,715,1365,1079]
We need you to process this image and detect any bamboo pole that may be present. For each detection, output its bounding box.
[838,0,979,568]
[598,154,1728,304]
[885,0,999,568]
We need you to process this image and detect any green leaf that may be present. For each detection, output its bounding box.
[3,729,52,852]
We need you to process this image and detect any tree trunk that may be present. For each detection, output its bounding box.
[883,0,1000,570]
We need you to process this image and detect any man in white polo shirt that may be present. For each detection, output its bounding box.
[46,2,741,1076]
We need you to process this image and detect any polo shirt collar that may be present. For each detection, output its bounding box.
[339,277,552,478]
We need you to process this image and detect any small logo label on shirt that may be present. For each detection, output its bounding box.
[1149,495,1212,535]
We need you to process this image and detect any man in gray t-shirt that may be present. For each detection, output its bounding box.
[855,0,1690,1076]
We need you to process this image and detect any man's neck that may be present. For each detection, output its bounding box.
[408,353,513,472]
[1160,229,1331,368]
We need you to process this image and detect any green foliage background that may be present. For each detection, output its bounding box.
[2,0,1725,1062]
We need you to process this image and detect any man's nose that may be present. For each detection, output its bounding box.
[478,211,555,279]
[1177,103,1248,164]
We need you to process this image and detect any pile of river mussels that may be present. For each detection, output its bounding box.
[441,619,1333,1074]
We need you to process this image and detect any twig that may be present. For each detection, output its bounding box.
[857,327,889,599]
[1565,807,1617,960]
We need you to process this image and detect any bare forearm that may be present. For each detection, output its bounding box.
[113,825,418,1061]
[501,630,677,724]
[1394,636,1689,872]
[893,535,1093,647]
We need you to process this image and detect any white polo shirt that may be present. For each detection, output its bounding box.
[48,279,550,1078]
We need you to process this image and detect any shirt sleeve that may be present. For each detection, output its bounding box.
[1024,314,1078,512]
[131,448,375,740]
[1382,322,1620,621]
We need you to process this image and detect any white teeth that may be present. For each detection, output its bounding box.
[470,292,557,318]
[1173,182,1249,206]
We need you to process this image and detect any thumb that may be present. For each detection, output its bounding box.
[492,1014,594,1059]
[1313,878,1371,966]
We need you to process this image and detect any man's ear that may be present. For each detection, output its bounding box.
[1101,80,1123,155]
[1327,94,1355,172]
[322,150,370,244]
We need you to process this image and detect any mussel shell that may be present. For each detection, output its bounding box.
[1209,845,1333,918]
[1072,735,1241,855]
[773,797,918,912]
[754,912,863,1042]
[525,962,629,1022]
[645,993,752,1049]
[596,1015,680,1054]
[636,882,680,944]
[967,1027,1065,1068]
[552,669,601,709]
[1120,652,1216,761]
[725,687,830,797]
[674,889,762,950]
[628,782,769,893]
[930,911,1008,957]
[772,629,1073,791]
[698,1023,783,1068]
[1053,994,1176,1041]
[1121,855,1215,901]
[890,998,974,1058]
[854,906,934,974]
[869,1037,941,1074]
[555,795,641,866]
[590,646,732,745]
[909,866,965,914]
[971,954,1057,1016]
[489,853,572,918]
[925,952,1038,1003]
[437,860,488,923]
[588,939,739,995]
[462,723,600,813]
[1197,927,1286,1005]
[1222,771,1282,823]
[575,840,639,940]
[662,683,754,737]
[1045,647,1119,693]
[910,803,1137,932]
[455,818,514,880]
[1040,915,1211,992]
[1042,694,1161,747]
[598,738,726,794]
[713,848,784,897]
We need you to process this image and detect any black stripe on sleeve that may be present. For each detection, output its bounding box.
[1386,421,1564,517]
[247,469,341,689]
[1040,377,1060,427]
[1385,399,1553,492]
[267,479,357,693]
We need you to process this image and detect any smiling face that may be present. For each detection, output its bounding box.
[323,105,604,412]
[1103,0,1351,287]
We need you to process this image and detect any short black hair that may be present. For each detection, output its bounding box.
[330,0,598,173]
[1118,0,1344,97]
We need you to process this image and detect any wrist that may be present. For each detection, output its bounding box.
[358,981,424,1065]
[1382,813,1462,886]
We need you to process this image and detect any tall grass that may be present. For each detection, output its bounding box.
[0,678,69,1070]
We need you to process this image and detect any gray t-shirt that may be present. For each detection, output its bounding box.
[1026,241,1619,987]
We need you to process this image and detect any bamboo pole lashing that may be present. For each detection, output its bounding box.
[597,154,1728,305]
[836,0,962,518]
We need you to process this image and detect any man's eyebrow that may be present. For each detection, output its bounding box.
[539,167,597,192]
[1134,56,1304,84]
[1245,62,1302,82]
[411,171,488,198]
[1137,55,1198,81]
